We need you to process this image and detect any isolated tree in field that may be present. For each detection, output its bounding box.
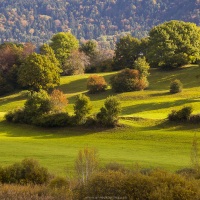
[112,35,141,70]
[147,20,200,68]
[50,32,79,68]
[18,53,60,91]
[97,96,121,127]
[63,50,90,75]
[74,94,92,125]
[75,147,99,184]
[87,75,108,93]
[50,89,68,113]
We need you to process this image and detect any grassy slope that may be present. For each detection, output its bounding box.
[0,65,200,175]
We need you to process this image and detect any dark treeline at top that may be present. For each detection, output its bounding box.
[0,0,199,47]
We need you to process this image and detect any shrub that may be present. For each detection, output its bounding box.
[74,94,92,125]
[75,170,200,200]
[33,112,71,127]
[104,162,127,173]
[87,75,107,93]
[5,108,25,123]
[190,114,200,123]
[97,96,121,127]
[0,158,50,184]
[23,90,51,123]
[49,177,69,190]
[168,106,193,122]
[110,68,148,93]
[170,79,183,94]
[50,89,68,113]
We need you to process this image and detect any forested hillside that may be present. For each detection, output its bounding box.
[0,0,199,47]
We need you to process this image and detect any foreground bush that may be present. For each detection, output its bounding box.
[87,75,107,93]
[170,79,183,94]
[0,159,50,184]
[75,170,200,200]
[0,184,70,200]
[110,68,148,93]
[168,106,193,122]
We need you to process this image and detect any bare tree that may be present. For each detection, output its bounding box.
[75,147,99,184]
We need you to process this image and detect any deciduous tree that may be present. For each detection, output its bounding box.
[147,20,200,68]
[18,53,60,91]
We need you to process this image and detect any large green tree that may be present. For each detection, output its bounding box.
[50,32,79,68]
[112,35,141,70]
[18,53,60,91]
[147,20,200,68]
[40,44,61,70]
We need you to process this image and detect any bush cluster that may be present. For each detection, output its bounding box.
[5,90,122,128]
[34,112,71,127]
[75,170,200,200]
[168,106,193,122]
[0,159,49,184]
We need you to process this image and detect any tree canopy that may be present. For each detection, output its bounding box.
[147,20,200,68]
[18,53,60,91]
[50,32,79,68]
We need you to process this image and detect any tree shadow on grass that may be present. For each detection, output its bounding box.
[121,98,200,116]
[0,119,113,139]
[0,91,27,107]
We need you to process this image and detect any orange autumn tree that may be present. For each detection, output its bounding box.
[50,89,68,113]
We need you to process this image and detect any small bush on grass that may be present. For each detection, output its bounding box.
[97,96,121,127]
[5,108,25,123]
[168,106,193,122]
[87,75,107,93]
[74,94,92,125]
[170,79,183,94]
[0,158,50,184]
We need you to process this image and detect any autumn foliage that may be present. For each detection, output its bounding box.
[87,75,108,93]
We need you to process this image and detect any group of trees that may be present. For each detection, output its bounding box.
[113,20,200,70]
[6,89,121,128]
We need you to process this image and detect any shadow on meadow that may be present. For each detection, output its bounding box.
[0,91,27,108]
[149,65,200,90]
[121,98,200,115]
[0,119,113,139]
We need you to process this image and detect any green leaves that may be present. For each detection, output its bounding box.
[147,20,200,68]
[50,32,79,68]
[18,53,60,91]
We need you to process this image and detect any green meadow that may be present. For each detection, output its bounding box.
[0,65,200,176]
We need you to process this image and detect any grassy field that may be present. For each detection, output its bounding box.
[0,65,200,176]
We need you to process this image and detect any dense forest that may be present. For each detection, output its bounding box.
[0,0,199,47]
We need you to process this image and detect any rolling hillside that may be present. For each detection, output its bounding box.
[0,65,200,175]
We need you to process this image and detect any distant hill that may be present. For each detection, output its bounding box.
[0,0,199,46]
